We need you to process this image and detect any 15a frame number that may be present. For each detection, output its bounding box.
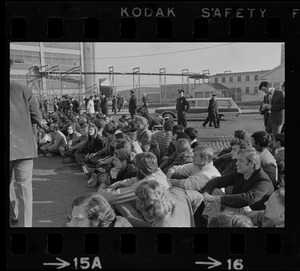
[73,257,102,269]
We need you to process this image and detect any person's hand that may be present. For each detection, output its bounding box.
[89,153,96,158]
[166,168,175,179]
[266,104,272,110]
[203,192,220,202]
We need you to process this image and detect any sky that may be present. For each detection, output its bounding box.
[93,42,283,90]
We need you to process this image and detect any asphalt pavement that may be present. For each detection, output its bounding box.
[10,109,264,227]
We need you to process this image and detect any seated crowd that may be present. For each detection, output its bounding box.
[36,106,285,228]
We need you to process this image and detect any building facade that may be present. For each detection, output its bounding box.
[10,42,87,102]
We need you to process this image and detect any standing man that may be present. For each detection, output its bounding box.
[112,95,117,114]
[202,94,219,128]
[43,98,48,119]
[259,81,285,138]
[119,94,125,112]
[116,94,121,112]
[94,95,101,114]
[100,93,108,116]
[176,89,190,127]
[86,95,95,115]
[10,59,42,227]
[142,93,148,109]
[128,90,137,118]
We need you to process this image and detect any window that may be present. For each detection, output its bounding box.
[254,75,259,81]
[204,92,210,98]
[237,76,241,82]
[214,78,218,83]
[246,87,250,94]
[222,77,225,83]
[246,75,250,81]
[196,100,208,107]
[194,92,204,98]
[230,76,233,83]
[254,87,258,94]
[217,100,231,107]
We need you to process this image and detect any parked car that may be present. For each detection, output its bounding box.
[154,97,242,120]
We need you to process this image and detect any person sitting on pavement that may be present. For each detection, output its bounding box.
[87,148,137,188]
[202,147,274,222]
[273,133,285,167]
[59,123,81,157]
[208,210,254,228]
[251,131,278,189]
[242,187,285,227]
[63,123,89,163]
[67,192,132,227]
[39,123,67,157]
[166,145,221,191]
[184,127,199,149]
[135,180,203,227]
[74,124,105,169]
[164,130,189,162]
[153,119,174,161]
[135,115,160,162]
[137,106,162,131]
[97,152,170,227]
[159,138,194,174]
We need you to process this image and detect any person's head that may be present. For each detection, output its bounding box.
[175,138,192,155]
[230,138,251,159]
[281,82,285,92]
[68,193,116,227]
[264,188,285,225]
[251,131,273,152]
[184,127,198,142]
[173,131,189,142]
[104,115,110,123]
[234,130,253,146]
[88,124,97,137]
[163,120,174,132]
[79,123,89,136]
[259,81,272,94]
[208,211,254,227]
[178,89,185,97]
[134,152,158,180]
[94,119,106,132]
[130,90,134,96]
[67,124,75,135]
[52,123,60,133]
[90,95,94,100]
[113,148,132,170]
[193,145,214,166]
[134,115,148,130]
[103,122,117,139]
[274,133,285,148]
[236,147,261,176]
[79,116,87,126]
[172,124,185,135]
[135,180,175,222]
[212,93,217,99]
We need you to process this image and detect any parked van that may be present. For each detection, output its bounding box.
[154,97,242,120]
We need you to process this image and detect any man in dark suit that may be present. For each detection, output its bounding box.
[100,93,108,115]
[128,90,137,118]
[259,81,285,138]
[176,89,190,127]
[202,94,219,128]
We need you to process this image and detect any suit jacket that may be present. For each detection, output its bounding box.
[270,90,285,125]
[10,80,42,161]
[208,98,218,114]
[260,94,270,126]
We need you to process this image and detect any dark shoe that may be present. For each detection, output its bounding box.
[202,124,206,128]
[214,126,220,128]
[10,217,18,225]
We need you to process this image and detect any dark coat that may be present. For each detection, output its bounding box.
[270,90,285,125]
[100,98,108,115]
[176,96,190,115]
[10,81,42,161]
[128,95,137,115]
[202,167,274,210]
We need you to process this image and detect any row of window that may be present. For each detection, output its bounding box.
[214,74,259,83]
[229,87,259,94]
[10,50,81,67]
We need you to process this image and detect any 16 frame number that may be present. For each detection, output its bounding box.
[227,259,243,270]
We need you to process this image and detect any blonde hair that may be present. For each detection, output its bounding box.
[134,115,149,130]
[238,147,261,170]
[135,180,175,220]
[175,138,191,154]
[194,145,214,165]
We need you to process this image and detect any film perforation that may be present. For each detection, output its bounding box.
[10,233,27,255]
[229,18,245,39]
[157,18,173,39]
[84,233,100,254]
[266,233,282,254]
[47,233,64,254]
[193,233,209,254]
[84,18,100,39]
[157,233,172,254]
[229,233,245,255]
[120,233,136,254]
[47,17,64,39]
[193,18,209,39]
[11,17,27,39]
[266,18,282,39]
[121,18,136,39]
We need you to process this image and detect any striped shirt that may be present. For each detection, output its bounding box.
[154,130,173,159]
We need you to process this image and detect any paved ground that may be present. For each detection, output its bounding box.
[11,110,264,227]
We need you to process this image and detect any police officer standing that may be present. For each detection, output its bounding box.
[176,89,190,127]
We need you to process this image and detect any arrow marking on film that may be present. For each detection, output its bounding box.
[195,257,222,269]
[43,257,70,269]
